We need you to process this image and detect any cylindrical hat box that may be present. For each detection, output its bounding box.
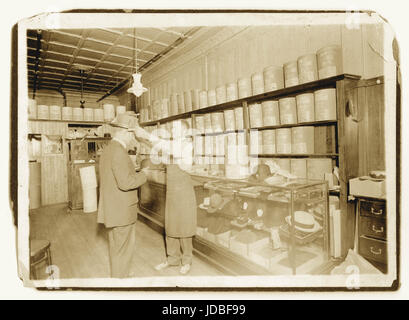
[195,115,205,134]
[226,82,238,101]
[250,130,262,155]
[251,72,264,95]
[62,107,73,121]
[204,135,213,156]
[194,136,204,155]
[28,99,37,120]
[83,108,93,122]
[238,77,252,99]
[79,165,98,189]
[177,94,185,114]
[93,108,104,122]
[191,89,200,111]
[307,158,333,180]
[291,126,315,154]
[276,128,292,154]
[29,161,41,209]
[211,112,225,133]
[204,113,213,134]
[275,158,291,173]
[296,93,315,123]
[49,105,61,120]
[165,122,173,138]
[83,187,98,213]
[73,108,84,121]
[279,97,297,124]
[216,85,227,105]
[237,145,248,166]
[161,98,170,119]
[317,45,342,79]
[152,100,161,120]
[184,91,193,112]
[314,88,337,121]
[234,107,244,130]
[249,103,263,128]
[223,109,236,132]
[207,89,217,106]
[37,105,49,120]
[226,133,237,164]
[170,93,179,115]
[262,129,276,154]
[263,65,284,92]
[214,134,225,156]
[291,158,307,179]
[297,54,318,84]
[262,100,280,126]
[116,105,126,116]
[283,61,299,88]
[103,104,115,121]
[199,91,208,109]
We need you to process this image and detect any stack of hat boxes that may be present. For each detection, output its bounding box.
[140,45,340,185]
[140,45,345,271]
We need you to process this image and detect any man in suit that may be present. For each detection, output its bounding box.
[97,112,148,278]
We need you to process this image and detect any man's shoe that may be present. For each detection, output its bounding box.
[180,264,191,275]
[154,261,169,271]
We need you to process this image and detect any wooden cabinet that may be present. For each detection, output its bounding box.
[357,197,387,273]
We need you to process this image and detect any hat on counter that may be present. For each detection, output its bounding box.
[207,193,232,214]
[110,111,138,130]
[249,164,271,182]
[285,211,321,233]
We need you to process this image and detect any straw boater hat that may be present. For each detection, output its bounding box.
[110,111,138,130]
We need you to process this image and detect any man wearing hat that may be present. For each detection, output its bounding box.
[97,112,148,278]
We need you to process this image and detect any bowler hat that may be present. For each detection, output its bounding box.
[110,111,138,130]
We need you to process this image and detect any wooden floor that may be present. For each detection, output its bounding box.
[29,204,224,279]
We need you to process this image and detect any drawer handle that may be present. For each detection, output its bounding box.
[370,247,382,255]
[371,208,383,216]
[372,225,384,233]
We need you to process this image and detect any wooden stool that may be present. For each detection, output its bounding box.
[30,240,52,280]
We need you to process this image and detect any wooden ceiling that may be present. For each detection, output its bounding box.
[26,27,201,97]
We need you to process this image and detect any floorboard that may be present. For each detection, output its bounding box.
[29,204,224,279]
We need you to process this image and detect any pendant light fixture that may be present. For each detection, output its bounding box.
[127,28,147,97]
[79,69,86,108]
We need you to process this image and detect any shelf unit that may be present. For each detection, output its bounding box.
[138,73,362,274]
[140,74,359,161]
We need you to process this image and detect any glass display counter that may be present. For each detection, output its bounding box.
[139,170,330,275]
[194,177,329,275]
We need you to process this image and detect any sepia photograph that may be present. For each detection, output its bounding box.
[5,5,403,295]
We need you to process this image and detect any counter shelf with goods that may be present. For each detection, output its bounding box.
[196,177,329,275]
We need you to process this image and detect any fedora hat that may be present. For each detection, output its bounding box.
[207,193,232,214]
[110,111,138,130]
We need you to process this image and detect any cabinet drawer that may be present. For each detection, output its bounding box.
[360,216,387,240]
[359,200,386,219]
[359,236,387,264]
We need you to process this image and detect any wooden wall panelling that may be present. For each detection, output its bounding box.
[366,82,385,172]
[357,84,369,176]
[336,78,360,256]
[362,23,385,79]
[41,154,68,205]
[341,24,364,76]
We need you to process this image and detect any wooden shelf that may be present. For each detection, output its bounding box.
[250,153,339,158]
[139,74,360,127]
[29,119,107,126]
[250,120,337,131]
